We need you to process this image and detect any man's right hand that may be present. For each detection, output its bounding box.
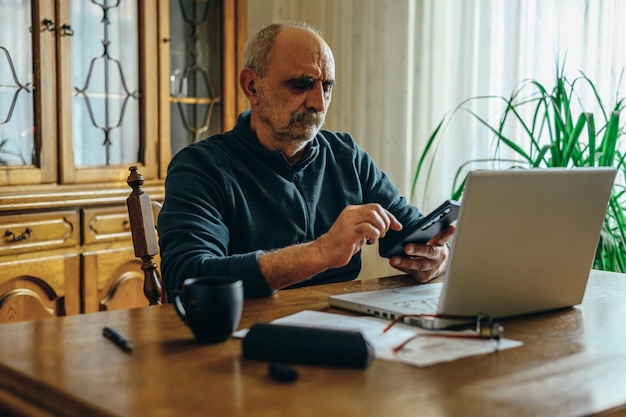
[259,204,402,291]
[314,204,403,269]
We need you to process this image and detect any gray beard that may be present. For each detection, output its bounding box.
[275,112,325,143]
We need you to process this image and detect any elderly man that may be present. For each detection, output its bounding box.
[158,22,453,298]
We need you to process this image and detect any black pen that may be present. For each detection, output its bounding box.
[102,326,134,352]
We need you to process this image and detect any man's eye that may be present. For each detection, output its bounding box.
[290,78,315,90]
[288,78,335,96]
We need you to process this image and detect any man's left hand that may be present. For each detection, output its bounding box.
[389,224,455,283]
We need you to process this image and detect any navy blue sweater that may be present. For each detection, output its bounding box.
[158,111,423,297]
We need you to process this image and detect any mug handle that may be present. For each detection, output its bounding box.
[173,291,189,324]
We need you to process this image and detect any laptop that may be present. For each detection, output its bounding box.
[329,168,617,329]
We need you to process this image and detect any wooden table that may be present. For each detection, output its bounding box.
[1,270,626,417]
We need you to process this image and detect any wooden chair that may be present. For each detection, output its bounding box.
[126,166,168,305]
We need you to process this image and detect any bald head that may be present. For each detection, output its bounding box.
[243,23,334,78]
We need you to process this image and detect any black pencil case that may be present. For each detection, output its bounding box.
[241,322,374,368]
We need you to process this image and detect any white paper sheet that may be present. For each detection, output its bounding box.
[235,310,522,367]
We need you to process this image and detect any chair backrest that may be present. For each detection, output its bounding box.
[126,166,168,305]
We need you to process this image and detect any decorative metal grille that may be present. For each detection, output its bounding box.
[0,46,33,165]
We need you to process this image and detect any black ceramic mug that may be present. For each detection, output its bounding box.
[173,277,243,344]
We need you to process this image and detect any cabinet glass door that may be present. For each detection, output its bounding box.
[70,0,140,167]
[0,0,56,186]
[58,0,158,183]
[158,0,246,178]
[168,0,223,157]
[0,1,34,167]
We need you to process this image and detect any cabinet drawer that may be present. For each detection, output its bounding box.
[0,211,78,255]
[83,206,132,245]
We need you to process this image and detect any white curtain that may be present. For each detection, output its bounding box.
[411,0,626,209]
[248,0,626,210]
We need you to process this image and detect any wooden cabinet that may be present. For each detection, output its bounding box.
[82,246,146,313]
[0,0,247,323]
[81,206,144,312]
[0,254,80,322]
[0,211,80,321]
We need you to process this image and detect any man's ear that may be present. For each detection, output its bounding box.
[240,68,258,103]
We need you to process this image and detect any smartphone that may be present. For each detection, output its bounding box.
[382,199,460,257]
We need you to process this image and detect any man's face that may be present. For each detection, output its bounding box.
[253,28,336,146]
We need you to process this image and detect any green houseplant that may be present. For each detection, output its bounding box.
[412,63,626,272]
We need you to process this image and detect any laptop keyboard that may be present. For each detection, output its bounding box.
[392,297,440,314]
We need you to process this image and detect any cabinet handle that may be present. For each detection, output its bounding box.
[4,228,32,242]
[60,24,75,37]
[41,19,57,32]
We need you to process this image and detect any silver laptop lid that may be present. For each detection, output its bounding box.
[438,167,616,318]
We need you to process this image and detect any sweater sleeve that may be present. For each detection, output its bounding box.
[157,145,275,298]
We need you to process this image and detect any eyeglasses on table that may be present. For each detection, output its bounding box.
[382,313,504,353]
